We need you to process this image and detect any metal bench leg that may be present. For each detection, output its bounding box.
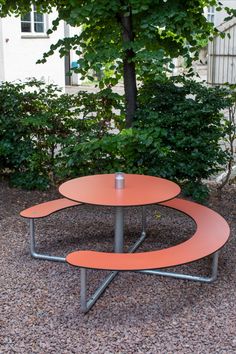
[142,206,147,235]
[29,219,66,262]
[80,252,220,313]
[80,267,118,313]
[208,251,219,282]
[139,251,220,283]
[80,268,87,313]
[142,206,147,237]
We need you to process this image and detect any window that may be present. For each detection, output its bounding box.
[207,6,215,23]
[21,5,46,34]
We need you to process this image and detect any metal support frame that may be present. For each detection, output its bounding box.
[80,207,147,313]
[79,204,221,313]
[81,269,118,313]
[29,219,66,262]
[28,202,221,313]
[80,250,220,313]
[138,251,219,283]
[114,207,124,253]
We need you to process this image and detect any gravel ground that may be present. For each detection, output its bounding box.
[0,180,236,354]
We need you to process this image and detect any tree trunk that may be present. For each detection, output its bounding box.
[120,11,137,128]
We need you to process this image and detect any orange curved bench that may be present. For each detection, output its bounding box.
[20,198,81,262]
[67,198,230,270]
[20,198,80,219]
[66,198,230,312]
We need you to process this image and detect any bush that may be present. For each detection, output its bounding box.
[65,77,232,201]
[134,77,232,200]
[0,79,124,188]
[0,77,233,202]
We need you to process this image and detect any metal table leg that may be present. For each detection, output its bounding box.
[80,206,147,313]
[114,206,124,253]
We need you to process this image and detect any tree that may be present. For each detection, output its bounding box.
[1,0,235,127]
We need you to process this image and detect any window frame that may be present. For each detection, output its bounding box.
[207,6,215,24]
[21,5,48,38]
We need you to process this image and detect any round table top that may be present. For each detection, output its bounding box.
[59,174,181,207]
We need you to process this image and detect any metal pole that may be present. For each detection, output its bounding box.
[141,206,146,237]
[138,269,211,282]
[29,219,65,262]
[210,251,219,281]
[85,271,118,313]
[80,268,87,313]
[114,207,124,253]
[80,205,149,313]
[29,219,36,256]
[138,252,220,283]
[128,232,146,253]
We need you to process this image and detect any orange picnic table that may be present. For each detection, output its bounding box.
[59,173,181,253]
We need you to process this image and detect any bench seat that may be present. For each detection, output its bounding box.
[66,198,230,270]
[66,198,230,313]
[20,198,80,219]
[20,198,81,262]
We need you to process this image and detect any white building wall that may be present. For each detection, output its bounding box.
[204,1,236,27]
[70,26,82,85]
[0,11,65,88]
[0,18,5,81]
[207,18,236,84]
[64,23,82,85]
[214,0,236,26]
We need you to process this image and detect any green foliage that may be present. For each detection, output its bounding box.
[33,0,220,86]
[1,0,234,127]
[62,127,169,177]
[0,1,225,84]
[0,79,124,189]
[59,77,233,201]
[134,77,232,200]
[1,0,235,201]
[0,77,234,202]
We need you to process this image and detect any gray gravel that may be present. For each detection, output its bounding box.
[1,181,236,354]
